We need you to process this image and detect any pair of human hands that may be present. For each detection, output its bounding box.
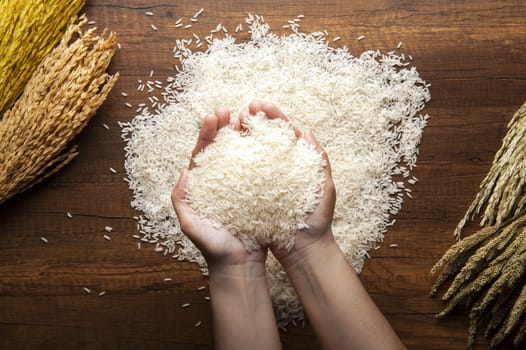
[171,101,336,276]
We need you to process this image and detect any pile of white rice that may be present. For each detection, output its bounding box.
[122,14,430,326]
[186,112,326,252]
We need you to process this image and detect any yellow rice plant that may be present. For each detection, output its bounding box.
[0,15,119,204]
[0,0,85,118]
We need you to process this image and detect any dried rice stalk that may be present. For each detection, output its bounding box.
[0,15,118,205]
[455,101,526,238]
[0,0,85,118]
[431,100,526,349]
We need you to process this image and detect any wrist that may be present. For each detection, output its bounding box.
[207,255,282,350]
[277,230,339,271]
[209,259,267,285]
[208,261,269,322]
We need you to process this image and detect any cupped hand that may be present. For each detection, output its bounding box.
[171,107,267,274]
[244,101,337,268]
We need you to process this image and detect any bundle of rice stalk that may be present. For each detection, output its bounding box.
[431,101,526,349]
[0,15,119,205]
[0,0,85,118]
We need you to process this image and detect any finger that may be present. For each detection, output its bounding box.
[172,169,189,207]
[303,130,336,221]
[303,129,322,152]
[304,129,332,175]
[215,107,231,130]
[189,114,218,169]
[263,102,301,138]
[249,100,264,115]
[171,169,201,241]
[262,102,288,121]
[171,169,194,232]
[230,115,241,131]
[239,110,250,130]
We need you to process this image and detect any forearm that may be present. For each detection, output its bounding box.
[283,235,406,350]
[209,263,282,350]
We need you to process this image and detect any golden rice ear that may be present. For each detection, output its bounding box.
[0,15,118,204]
[0,0,85,118]
[3,145,80,204]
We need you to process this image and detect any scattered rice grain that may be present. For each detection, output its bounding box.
[122,14,430,328]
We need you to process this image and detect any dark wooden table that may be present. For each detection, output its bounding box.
[1,0,525,349]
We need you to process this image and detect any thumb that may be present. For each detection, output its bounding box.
[303,129,332,178]
[172,169,190,211]
[303,129,324,154]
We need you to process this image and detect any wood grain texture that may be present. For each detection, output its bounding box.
[1,0,526,349]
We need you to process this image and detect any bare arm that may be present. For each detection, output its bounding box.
[279,234,406,350]
[208,262,280,350]
[253,101,405,350]
[172,109,281,350]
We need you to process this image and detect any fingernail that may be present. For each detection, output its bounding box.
[215,106,228,115]
[303,129,314,142]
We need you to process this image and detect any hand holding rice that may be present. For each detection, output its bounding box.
[185,111,326,252]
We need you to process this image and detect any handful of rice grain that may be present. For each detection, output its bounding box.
[186,113,326,251]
